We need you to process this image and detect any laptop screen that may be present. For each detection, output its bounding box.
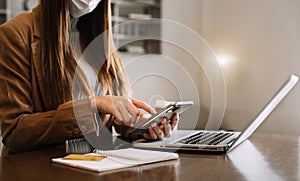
[227,74,299,152]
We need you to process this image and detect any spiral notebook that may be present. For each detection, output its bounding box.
[52,148,178,172]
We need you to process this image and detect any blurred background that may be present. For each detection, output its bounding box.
[0,0,299,153]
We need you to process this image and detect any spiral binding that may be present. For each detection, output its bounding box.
[93,149,143,162]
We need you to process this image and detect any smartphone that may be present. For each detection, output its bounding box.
[128,101,194,140]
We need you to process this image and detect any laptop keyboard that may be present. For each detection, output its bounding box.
[175,131,234,145]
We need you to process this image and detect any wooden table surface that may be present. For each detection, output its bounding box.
[0,133,299,181]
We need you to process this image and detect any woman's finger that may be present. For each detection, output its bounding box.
[147,126,158,140]
[161,118,171,137]
[131,98,156,114]
[112,107,123,122]
[126,99,141,123]
[151,122,164,140]
[170,113,179,130]
[118,106,131,123]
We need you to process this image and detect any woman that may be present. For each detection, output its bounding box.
[0,0,178,156]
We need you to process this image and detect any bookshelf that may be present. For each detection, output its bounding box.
[0,0,162,55]
[0,0,11,25]
[111,0,161,54]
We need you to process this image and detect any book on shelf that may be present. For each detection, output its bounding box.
[128,13,152,20]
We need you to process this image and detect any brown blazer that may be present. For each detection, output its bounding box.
[0,6,100,156]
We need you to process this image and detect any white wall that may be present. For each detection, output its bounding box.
[161,0,300,135]
[10,0,23,17]
[9,0,39,18]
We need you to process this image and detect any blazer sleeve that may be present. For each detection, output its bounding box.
[0,15,100,153]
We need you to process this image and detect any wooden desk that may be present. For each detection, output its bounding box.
[0,133,299,181]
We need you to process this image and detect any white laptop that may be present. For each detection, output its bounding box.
[133,74,299,153]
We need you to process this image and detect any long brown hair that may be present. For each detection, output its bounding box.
[40,0,130,109]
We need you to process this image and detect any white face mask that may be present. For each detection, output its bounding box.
[69,0,102,18]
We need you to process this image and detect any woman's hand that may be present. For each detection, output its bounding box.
[93,96,155,126]
[93,95,179,140]
[143,113,179,140]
